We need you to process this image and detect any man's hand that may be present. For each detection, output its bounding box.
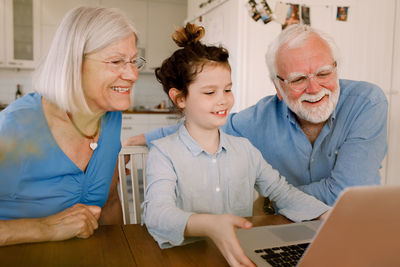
[122,134,146,147]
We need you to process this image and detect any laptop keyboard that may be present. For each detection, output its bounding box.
[254,242,310,267]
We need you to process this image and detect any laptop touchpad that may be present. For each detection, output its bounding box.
[269,225,316,242]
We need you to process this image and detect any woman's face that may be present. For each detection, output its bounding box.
[81,33,138,114]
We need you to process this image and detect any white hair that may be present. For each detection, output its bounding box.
[33,6,138,113]
[266,24,341,87]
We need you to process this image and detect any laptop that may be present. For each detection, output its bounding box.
[236,185,400,267]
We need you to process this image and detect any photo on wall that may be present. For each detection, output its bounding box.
[259,0,273,24]
[247,0,261,21]
[301,5,311,25]
[337,6,349,21]
[282,4,300,30]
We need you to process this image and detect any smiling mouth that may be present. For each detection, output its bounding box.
[111,86,130,93]
[213,110,227,115]
[303,95,327,104]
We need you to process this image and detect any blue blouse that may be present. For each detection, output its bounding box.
[0,93,122,220]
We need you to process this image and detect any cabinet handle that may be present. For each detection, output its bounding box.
[167,116,179,120]
[122,126,133,130]
[8,62,23,66]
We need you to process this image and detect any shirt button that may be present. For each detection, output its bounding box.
[216,187,220,192]
[212,159,217,163]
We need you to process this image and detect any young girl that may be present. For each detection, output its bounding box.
[143,23,329,267]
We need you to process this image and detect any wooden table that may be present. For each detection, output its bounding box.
[0,226,136,267]
[123,214,291,267]
[0,215,291,267]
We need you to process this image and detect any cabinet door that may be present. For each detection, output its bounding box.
[147,1,186,69]
[100,0,147,50]
[3,0,40,69]
[0,0,5,67]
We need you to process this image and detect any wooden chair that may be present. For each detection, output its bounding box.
[118,145,149,224]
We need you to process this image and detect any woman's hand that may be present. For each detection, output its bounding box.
[41,203,101,240]
[185,214,255,267]
[0,203,101,246]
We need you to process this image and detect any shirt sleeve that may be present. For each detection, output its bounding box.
[222,112,251,137]
[142,144,193,248]
[297,95,388,206]
[252,145,330,222]
[145,122,182,148]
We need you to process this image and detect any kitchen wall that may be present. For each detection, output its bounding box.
[0,0,186,109]
[132,72,170,110]
[0,69,33,105]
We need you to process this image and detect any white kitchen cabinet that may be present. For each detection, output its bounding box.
[40,0,99,56]
[39,0,186,73]
[121,113,180,143]
[99,0,148,49]
[0,0,40,69]
[145,0,187,71]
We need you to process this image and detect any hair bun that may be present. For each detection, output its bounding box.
[172,23,205,47]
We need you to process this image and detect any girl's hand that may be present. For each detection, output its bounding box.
[185,214,255,267]
[317,209,331,220]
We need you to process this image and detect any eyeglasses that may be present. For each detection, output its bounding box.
[86,56,146,72]
[276,62,337,92]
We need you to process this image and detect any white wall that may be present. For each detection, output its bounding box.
[385,0,400,185]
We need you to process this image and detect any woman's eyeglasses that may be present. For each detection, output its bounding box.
[86,56,146,72]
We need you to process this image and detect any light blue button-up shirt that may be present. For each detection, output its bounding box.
[143,125,329,248]
[145,79,388,206]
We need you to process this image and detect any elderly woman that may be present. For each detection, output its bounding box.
[0,6,144,245]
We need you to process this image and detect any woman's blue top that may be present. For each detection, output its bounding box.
[0,93,122,220]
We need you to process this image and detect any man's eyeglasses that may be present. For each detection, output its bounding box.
[86,56,146,72]
[276,62,337,92]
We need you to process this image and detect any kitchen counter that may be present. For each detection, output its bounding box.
[0,106,178,114]
[123,109,179,115]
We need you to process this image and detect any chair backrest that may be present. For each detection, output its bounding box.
[118,145,149,224]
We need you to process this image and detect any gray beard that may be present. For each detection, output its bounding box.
[280,82,340,124]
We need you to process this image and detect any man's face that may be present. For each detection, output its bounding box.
[275,34,339,124]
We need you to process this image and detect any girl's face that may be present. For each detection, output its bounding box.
[178,64,233,131]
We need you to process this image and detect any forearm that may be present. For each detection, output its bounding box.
[145,123,181,147]
[184,214,214,237]
[0,218,50,246]
[122,134,146,147]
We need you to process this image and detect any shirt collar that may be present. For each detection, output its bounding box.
[177,123,226,157]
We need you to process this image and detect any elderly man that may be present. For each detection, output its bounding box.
[127,24,387,206]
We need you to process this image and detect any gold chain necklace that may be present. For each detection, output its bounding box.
[67,113,101,150]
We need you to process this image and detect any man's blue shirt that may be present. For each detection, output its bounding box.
[146,79,388,205]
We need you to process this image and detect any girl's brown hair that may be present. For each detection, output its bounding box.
[155,23,230,110]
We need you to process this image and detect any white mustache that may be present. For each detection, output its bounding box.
[298,88,332,103]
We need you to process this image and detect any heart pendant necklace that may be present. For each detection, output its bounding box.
[67,113,101,151]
